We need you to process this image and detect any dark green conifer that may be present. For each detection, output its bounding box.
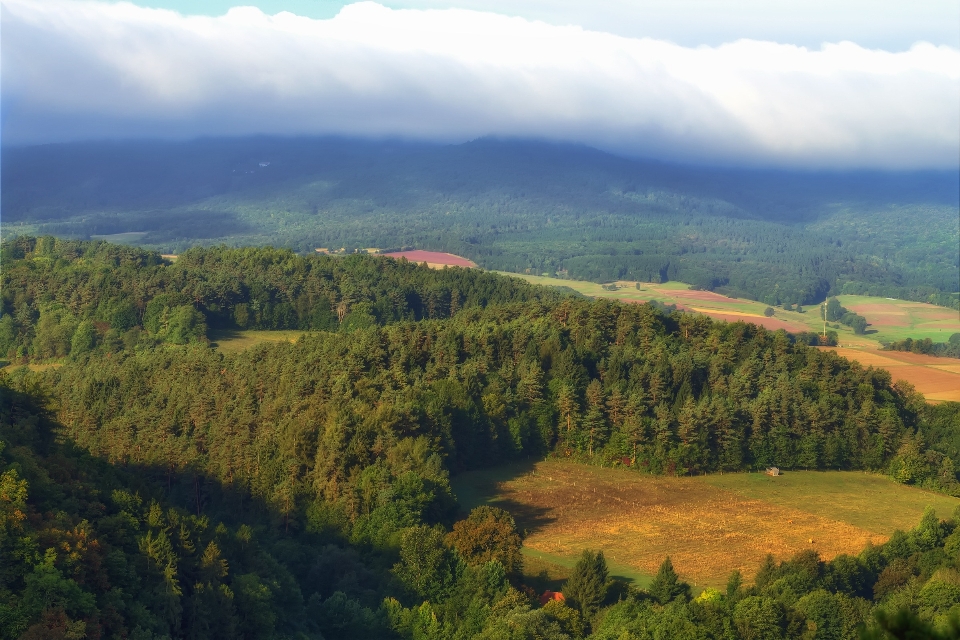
[648,556,690,604]
[563,549,608,618]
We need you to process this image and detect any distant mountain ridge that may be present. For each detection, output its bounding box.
[3,137,958,307]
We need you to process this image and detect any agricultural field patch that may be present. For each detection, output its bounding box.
[504,274,958,354]
[820,346,960,403]
[703,472,958,534]
[451,461,957,587]
[838,295,960,343]
[504,274,846,337]
[89,231,149,243]
[382,250,476,268]
[208,329,311,352]
[689,310,808,332]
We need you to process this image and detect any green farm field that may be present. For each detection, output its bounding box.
[452,460,959,588]
[837,294,960,344]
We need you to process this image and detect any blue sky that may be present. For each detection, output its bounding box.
[108,0,960,50]
[2,0,958,169]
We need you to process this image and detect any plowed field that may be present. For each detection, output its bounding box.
[382,250,476,268]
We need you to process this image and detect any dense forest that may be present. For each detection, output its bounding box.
[0,236,558,362]
[4,138,958,308]
[4,375,960,640]
[3,237,960,638]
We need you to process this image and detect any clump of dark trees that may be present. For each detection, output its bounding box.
[822,298,871,335]
[884,334,960,360]
[2,237,960,638]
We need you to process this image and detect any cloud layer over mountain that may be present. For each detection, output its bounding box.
[3,0,958,168]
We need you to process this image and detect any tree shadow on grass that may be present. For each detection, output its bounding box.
[206,327,242,348]
[450,458,556,535]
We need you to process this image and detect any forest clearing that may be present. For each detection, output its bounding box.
[452,460,960,588]
[208,328,307,352]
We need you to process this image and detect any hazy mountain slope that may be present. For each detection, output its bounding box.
[3,137,957,306]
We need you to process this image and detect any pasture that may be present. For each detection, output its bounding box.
[506,274,832,335]
[452,460,959,588]
[208,329,310,352]
[838,295,960,344]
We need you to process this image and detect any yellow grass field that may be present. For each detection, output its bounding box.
[452,460,959,587]
[208,329,310,352]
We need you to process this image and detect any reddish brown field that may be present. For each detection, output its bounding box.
[383,250,476,268]
[702,312,808,332]
[667,289,738,303]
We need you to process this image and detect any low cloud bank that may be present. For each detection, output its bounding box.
[3,0,958,168]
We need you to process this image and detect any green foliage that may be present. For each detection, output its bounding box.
[0,238,555,362]
[394,525,461,602]
[648,556,690,605]
[446,506,523,574]
[562,549,608,619]
[884,337,960,359]
[3,238,960,639]
[824,297,871,335]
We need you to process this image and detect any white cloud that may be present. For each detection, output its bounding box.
[2,0,958,168]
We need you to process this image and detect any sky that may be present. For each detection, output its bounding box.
[2,0,958,169]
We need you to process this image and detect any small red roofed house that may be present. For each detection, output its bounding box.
[539,590,565,606]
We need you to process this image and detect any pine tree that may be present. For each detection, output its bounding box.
[563,549,608,618]
[648,556,690,604]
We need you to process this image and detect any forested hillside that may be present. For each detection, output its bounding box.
[0,237,555,362]
[4,138,957,308]
[5,374,960,639]
[3,238,960,638]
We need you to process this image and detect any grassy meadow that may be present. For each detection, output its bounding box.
[208,329,312,352]
[452,460,960,588]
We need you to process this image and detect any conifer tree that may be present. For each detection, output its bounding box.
[648,556,690,604]
[563,549,608,619]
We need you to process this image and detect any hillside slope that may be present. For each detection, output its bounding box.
[4,138,957,307]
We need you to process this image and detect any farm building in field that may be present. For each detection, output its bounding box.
[766,467,781,476]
